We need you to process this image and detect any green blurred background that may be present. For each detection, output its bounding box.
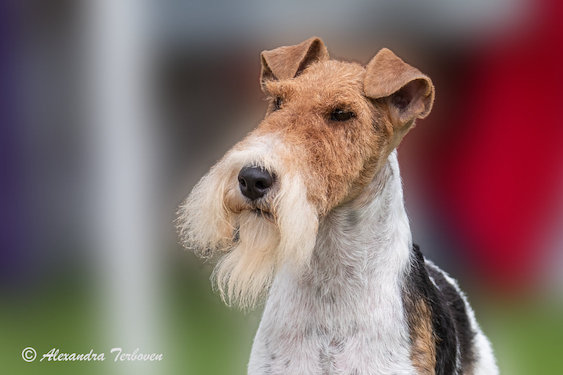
[2,258,563,374]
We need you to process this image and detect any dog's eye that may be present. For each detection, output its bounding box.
[330,109,355,122]
[273,96,283,111]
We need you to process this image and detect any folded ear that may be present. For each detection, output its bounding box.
[364,48,434,128]
[260,37,329,87]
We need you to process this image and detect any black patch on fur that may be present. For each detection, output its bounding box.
[426,259,476,373]
[402,244,476,375]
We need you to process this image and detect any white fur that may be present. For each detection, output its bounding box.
[249,151,418,374]
[177,133,318,308]
[179,135,498,373]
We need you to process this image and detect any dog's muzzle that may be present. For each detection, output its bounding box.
[237,166,274,201]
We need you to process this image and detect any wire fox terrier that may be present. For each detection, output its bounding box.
[177,37,498,375]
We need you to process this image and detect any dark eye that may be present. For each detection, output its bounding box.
[330,109,355,122]
[273,96,283,111]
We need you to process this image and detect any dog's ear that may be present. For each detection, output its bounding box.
[260,37,329,87]
[364,48,434,129]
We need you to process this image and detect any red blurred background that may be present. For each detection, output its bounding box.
[401,0,563,290]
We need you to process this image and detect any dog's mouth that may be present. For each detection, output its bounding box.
[226,199,275,223]
[224,181,276,218]
[231,207,274,244]
[251,207,274,221]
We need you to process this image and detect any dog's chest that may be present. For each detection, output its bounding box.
[248,269,417,375]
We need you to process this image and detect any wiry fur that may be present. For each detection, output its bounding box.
[177,134,318,308]
[177,37,498,374]
[248,152,417,374]
[424,260,498,375]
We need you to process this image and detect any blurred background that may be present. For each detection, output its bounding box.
[1,0,562,374]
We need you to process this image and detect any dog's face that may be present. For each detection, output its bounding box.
[177,37,434,308]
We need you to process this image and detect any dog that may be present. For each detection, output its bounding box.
[177,37,498,375]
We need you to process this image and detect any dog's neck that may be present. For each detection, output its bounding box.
[266,150,412,323]
[253,151,416,373]
[305,150,412,290]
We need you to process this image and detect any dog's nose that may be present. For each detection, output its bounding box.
[238,166,273,200]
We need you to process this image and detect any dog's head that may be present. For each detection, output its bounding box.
[177,37,434,308]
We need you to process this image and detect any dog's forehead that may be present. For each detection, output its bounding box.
[294,60,366,94]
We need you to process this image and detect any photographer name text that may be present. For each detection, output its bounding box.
[24,347,164,363]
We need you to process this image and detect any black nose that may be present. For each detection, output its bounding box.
[238,166,274,201]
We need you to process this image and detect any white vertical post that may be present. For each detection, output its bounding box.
[84,1,164,374]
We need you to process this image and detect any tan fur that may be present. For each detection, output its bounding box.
[365,48,435,150]
[260,36,329,85]
[176,37,434,310]
[258,61,388,214]
[364,48,434,109]
[408,299,437,375]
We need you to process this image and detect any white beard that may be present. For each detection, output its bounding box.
[176,135,319,308]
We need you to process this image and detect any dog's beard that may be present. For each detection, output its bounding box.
[176,148,319,309]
